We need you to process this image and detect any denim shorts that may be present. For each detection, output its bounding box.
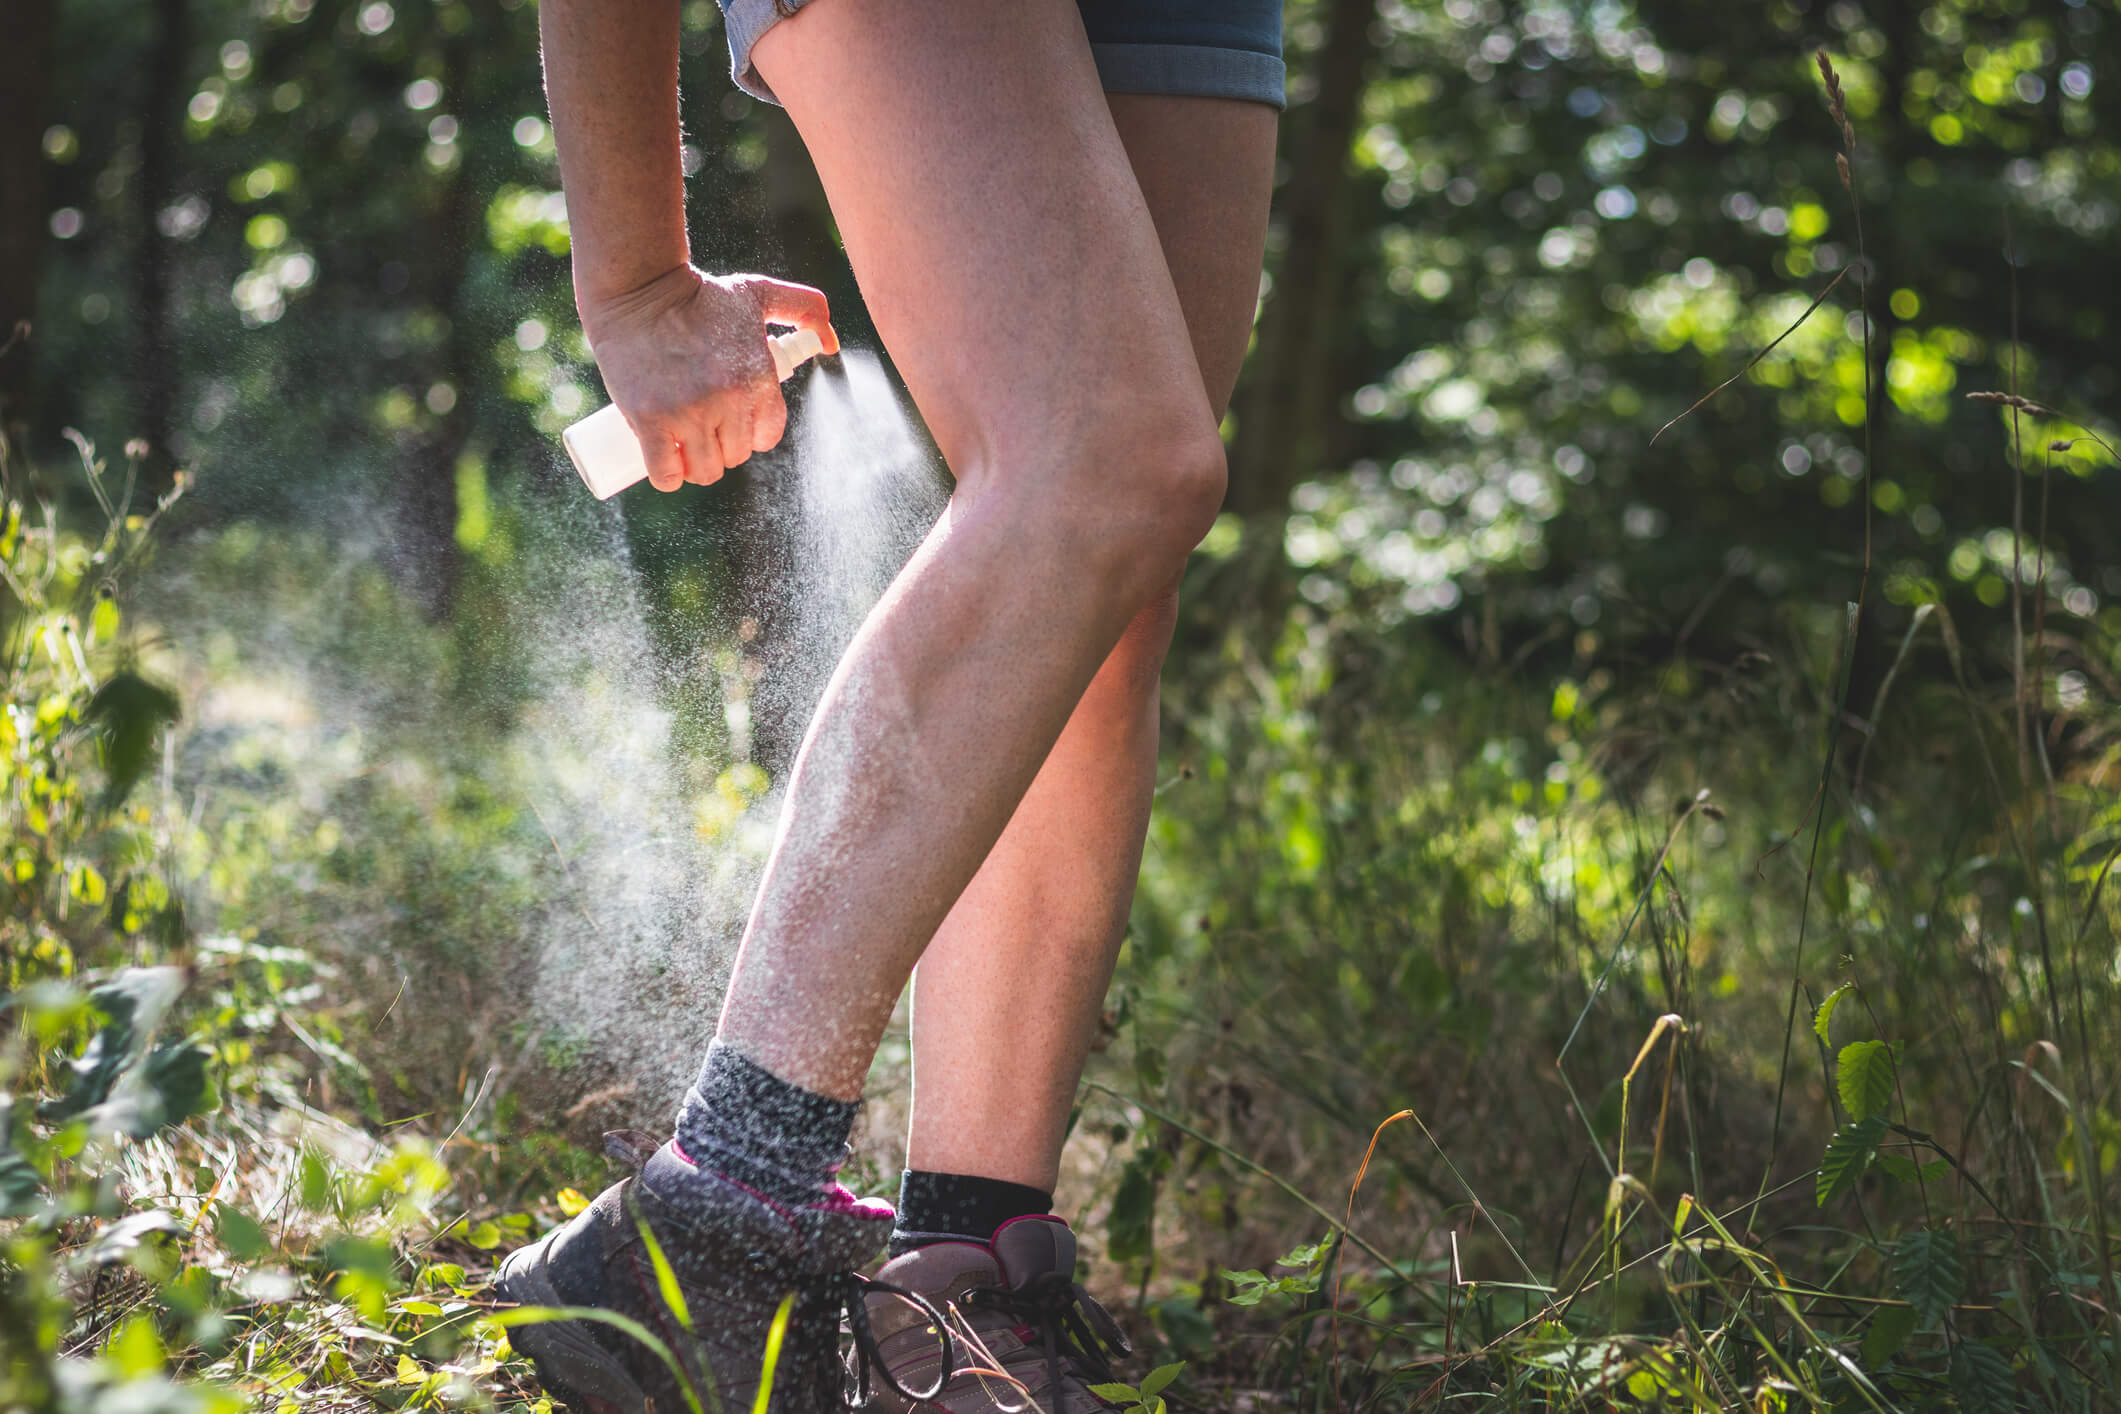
[717,0,1284,110]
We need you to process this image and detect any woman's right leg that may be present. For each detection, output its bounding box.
[899,92,1276,1198]
[712,0,1225,1100]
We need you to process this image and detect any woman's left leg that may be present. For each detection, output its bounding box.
[902,93,1277,1196]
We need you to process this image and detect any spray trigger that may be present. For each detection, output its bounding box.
[768,326,826,382]
[562,327,830,501]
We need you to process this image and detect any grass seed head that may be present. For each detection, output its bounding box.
[1816,50,1848,128]
[1966,390,2055,415]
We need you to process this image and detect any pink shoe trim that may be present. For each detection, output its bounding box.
[666,1140,893,1221]
[819,1183,897,1221]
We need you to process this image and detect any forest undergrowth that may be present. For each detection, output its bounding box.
[6,50,2121,1414]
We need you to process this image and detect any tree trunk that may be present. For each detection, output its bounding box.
[0,0,58,431]
[393,6,490,621]
[132,0,190,491]
[1227,0,1373,520]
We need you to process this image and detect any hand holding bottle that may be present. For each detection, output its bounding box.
[571,264,839,497]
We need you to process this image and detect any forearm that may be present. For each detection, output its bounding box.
[539,0,690,328]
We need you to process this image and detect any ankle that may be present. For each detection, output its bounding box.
[672,1040,859,1208]
[889,1169,1054,1255]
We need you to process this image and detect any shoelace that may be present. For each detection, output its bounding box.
[959,1272,1133,1413]
[829,1271,956,1410]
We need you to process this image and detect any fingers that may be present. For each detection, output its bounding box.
[739,275,841,356]
[610,270,821,494]
[717,402,757,470]
[675,405,760,487]
[679,419,730,486]
[677,436,718,487]
[751,382,789,453]
[637,421,688,494]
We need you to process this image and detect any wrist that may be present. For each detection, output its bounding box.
[577,262,701,346]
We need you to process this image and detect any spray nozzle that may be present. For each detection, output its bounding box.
[562,327,829,501]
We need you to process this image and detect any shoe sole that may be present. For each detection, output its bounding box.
[493,1232,651,1414]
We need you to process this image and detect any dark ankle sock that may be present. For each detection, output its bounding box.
[672,1040,858,1208]
[890,1169,1054,1255]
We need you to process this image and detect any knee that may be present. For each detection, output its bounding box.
[1152,426,1230,560]
[1047,408,1227,600]
[1132,418,1228,554]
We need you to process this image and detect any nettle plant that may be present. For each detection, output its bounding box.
[0,429,221,1409]
[1807,982,2010,1400]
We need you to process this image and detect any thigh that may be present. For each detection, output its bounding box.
[1106,94,1277,417]
[748,0,1214,484]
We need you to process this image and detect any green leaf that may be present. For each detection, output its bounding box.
[1875,1153,1917,1182]
[1861,1302,1918,1369]
[38,971,169,1122]
[1949,1341,2017,1413]
[1816,1116,1887,1205]
[0,1096,45,1218]
[108,1313,167,1376]
[83,670,180,811]
[497,1306,703,1414]
[216,1204,270,1262]
[634,1212,695,1334]
[298,1145,335,1210]
[136,1040,216,1134]
[1813,982,1854,1044]
[37,968,209,1137]
[1836,1040,1897,1121]
[1106,1143,1164,1265]
[1276,1240,1329,1268]
[1138,1362,1185,1400]
[1874,1154,1951,1184]
[464,1220,502,1250]
[751,1289,796,1414]
[1893,1228,1963,1330]
[1087,1385,1139,1405]
[80,1208,180,1266]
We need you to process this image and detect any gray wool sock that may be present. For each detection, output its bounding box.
[672,1040,858,1208]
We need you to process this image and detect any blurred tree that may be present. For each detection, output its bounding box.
[132,0,192,492]
[1221,0,2116,716]
[0,0,57,428]
[17,0,2118,737]
[1231,0,1377,520]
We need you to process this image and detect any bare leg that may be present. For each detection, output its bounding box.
[714,2,1228,1100]
[904,96,1276,1190]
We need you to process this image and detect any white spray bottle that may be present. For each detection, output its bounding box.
[562,326,827,499]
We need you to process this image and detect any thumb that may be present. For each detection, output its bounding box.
[740,275,840,356]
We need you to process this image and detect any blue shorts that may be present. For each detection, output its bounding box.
[717,0,1285,110]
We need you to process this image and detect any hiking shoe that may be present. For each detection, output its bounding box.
[857,1215,1133,1414]
[494,1130,895,1414]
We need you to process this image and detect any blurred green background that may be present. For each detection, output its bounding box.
[5,0,2121,1408]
